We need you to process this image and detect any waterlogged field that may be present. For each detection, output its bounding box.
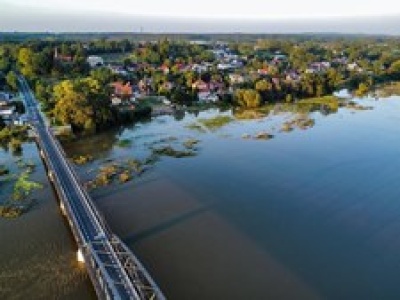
[61,95,400,299]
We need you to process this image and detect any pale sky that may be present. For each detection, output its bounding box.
[3,0,400,18]
[1,0,400,33]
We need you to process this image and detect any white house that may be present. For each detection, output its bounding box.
[198,92,219,102]
[217,63,235,71]
[347,63,363,72]
[0,106,15,118]
[87,56,104,68]
[228,74,245,85]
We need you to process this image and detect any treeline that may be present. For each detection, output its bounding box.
[2,36,400,133]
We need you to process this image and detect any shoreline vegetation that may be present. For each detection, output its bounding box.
[74,136,201,191]
[0,125,30,154]
[1,35,400,137]
[0,159,42,218]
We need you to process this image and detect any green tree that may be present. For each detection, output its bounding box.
[355,82,370,97]
[235,89,262,108]
[53,78,112,132]
[17,48,35,77]
[90,67,113,85]
[5,71,18,92]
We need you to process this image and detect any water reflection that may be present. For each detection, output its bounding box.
[61,97,400,300]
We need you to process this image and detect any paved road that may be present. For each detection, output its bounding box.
[17,76,163,299]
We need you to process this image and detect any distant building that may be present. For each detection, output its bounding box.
[0,92,14,118]
[110,82,135,105]
[198,92,219,102]
[108,65,128,76]
[87,56,104,68]
[0,106,15,118]
[228,74,246,85]
[54,48,73,62]
[192,79,209,92]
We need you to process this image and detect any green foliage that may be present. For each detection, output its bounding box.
[355,82,370,97]
[52,77,113,132]
[17,47,35,77]
[0,205,24,218]
[0,125,29,149]
[390,60,400,74]
[5,71,18,91]
[13,171,42,201]
[297,96,339,112]
[235,89,262,108]
[73,154,93,165]
[152,146,196,158]
[198,115,234,130]
[9,138,22,154]
[90,67,113,85]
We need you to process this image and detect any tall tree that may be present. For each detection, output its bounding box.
[17,48,35,77]
[5,71,18,92]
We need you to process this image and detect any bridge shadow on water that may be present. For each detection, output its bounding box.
[123,204,213,245]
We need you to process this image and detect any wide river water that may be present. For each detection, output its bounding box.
[2,95,400,299]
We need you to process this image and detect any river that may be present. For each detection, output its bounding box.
[2,95,400,299]
[0,142,95,299]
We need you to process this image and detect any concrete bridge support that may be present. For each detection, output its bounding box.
[77,248,85,263]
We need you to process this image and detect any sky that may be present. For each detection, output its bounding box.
[1,0,400,34]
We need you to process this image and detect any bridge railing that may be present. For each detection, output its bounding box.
[48,130,114,236]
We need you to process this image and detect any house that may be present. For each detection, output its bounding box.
[161,81,174,91]
[307,62,331,73]
[54,48,73,62]
[111,96,122,106]
[208,80,225,92]
[272,77,280,86]
[212,49,226,59]
[159,65,170,74]
[333,57,348,65]
[198,92,219,102]
[228,74,245,85]
[192,79,209,92]
[108,65,128,76]
[273,54,288,61]
[285,71,301,82]
[174,63,189,72]
[87,56,104,68]
[0,105,15,119]
[138,78,152,94]
[111,82,133,100]
[258,68,269,76]
[217,63,234,71]
[192,64,209,73]
[347,63,363,72]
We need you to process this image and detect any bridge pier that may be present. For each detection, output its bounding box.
[59,201,67,216]
[77,248,85,263]
[48,170,54,182]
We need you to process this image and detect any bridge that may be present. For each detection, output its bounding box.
[18,76,165,300]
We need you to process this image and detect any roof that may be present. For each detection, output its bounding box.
[111,82,133,96]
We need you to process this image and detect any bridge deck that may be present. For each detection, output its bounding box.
[18,76,165,300]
